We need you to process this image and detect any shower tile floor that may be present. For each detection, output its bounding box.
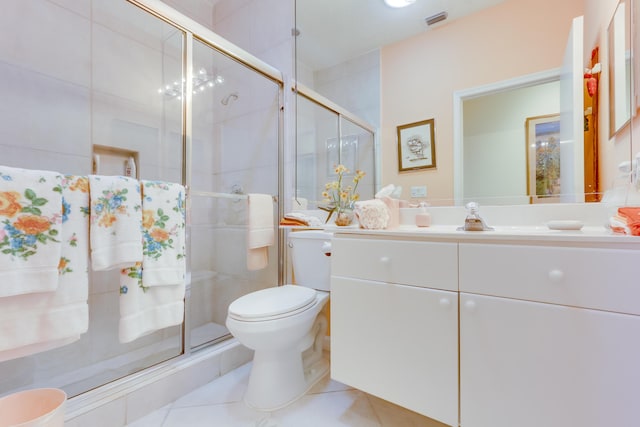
[125,362,447,427]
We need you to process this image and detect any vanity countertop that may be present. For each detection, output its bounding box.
[328,224,640,245]
[295,203,640,245]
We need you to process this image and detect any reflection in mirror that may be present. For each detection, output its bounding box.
[461,78,561,205]
[295,95,339,203]
[296,0,633,207]
[608,0,632,136]
[294,90,376,211]
[583,46,602,202]
[340,117,376,200]
[456,14,585,206]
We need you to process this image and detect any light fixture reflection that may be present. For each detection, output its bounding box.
[384,0,416,8]
[157,68,224,99]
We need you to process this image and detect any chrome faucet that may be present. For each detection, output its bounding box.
[457,202,494,231]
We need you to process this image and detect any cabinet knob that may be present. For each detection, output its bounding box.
[464,300,476,310]
[379,256,390,264]
[548,269,564,282]
[439,298,451,308]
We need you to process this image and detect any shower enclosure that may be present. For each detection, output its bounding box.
[294,86,377,212]
[0,0,282,398]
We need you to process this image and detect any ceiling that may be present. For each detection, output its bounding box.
[296,0,508,70]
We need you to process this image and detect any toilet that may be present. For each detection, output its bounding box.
[226,230,332,411]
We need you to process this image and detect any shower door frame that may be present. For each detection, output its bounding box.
[126,0,286,357]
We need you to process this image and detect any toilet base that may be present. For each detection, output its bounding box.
[244,314,330,412]
[244,352,329,412]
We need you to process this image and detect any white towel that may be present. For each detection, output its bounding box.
[0,175,90,361]
[246,194,274,271]
[282,212,323,227]
[140,180,186,287]
[118,262,185,343]
[0,165,63,297]
[89,175,143,271]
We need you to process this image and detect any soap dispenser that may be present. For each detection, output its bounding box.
[457,202,494,231]
[415,202,431,227]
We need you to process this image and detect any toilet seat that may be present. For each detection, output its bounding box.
[228,285,317,322]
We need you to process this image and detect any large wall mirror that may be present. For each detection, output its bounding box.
[295,0,635,207]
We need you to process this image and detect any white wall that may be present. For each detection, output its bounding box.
[212,0,294,76]
[313,50,381,130]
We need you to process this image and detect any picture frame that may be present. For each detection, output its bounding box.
[397,119,436,172]
[525,114,561,203]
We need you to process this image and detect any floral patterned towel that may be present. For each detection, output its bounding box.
[89,175,143,271]
[140,180,186,287]
[0,175,90,361]
[0,165,63,297]
[117,180,186,343]
[118,262,185,343]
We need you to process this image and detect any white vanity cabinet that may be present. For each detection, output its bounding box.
[459,242,640,427]
[330,230,640,427]
[330,236,459,427]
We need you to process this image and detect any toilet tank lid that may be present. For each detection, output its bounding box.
[228,285,316,320]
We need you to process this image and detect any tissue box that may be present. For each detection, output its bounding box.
[354,199,389,229]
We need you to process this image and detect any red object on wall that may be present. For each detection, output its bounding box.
[584,47,600,98]
[584,73,597,97]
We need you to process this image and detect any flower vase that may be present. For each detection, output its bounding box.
[334,209,354,226]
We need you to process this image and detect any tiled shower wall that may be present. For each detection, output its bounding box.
[0,0,284,401]
[0,0,185,396]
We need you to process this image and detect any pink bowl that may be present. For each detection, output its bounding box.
[0,388,66,427]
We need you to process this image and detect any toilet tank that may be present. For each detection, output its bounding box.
[288,230,332,291]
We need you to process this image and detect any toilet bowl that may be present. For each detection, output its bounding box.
[226,230,332,411]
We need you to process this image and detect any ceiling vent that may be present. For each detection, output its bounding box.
[425,11,448,26]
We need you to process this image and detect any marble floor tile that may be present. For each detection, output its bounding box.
[126,362,446,427]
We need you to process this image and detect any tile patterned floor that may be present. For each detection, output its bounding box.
[126,362,448,427]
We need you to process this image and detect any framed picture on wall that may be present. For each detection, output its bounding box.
[525,114,561,203]
[397,119,436,172]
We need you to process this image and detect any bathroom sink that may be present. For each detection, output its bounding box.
[404,224,599,236]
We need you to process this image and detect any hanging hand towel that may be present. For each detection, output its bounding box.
[0,165,63,297]
[246,194,274,271]
[0,175,90,361]
[118,262,185,343]
[140,180,186,287]
[89,175,143,271]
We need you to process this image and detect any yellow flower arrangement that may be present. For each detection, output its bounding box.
[322,164,365,225]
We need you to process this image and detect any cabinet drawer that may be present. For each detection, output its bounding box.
[331,237,458,291]
[459,243,640,315]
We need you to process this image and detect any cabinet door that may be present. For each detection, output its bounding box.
[331,277,458,427]
[460,293,640,427]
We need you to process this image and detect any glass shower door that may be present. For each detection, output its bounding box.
[0,0,185,397]
[188,39,281,349]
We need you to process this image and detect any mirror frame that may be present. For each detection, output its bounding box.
[608,0,633,137]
